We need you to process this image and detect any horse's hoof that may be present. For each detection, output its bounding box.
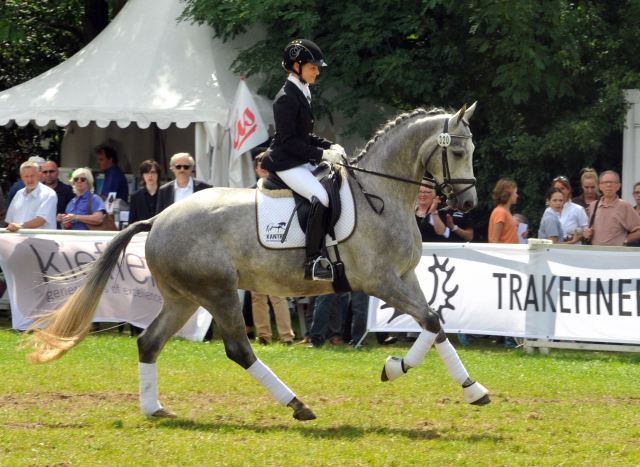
[470,394,491,406]
[381,356,406,382]
[463,381,490,405]
[288,397,317,421]
[150,407,177,418]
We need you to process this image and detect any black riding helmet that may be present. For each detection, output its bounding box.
[282,39,327,82]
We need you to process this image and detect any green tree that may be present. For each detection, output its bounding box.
[182,0,640,237]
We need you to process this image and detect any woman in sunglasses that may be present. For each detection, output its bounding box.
[552,175,588,243]
[56,167,105,230]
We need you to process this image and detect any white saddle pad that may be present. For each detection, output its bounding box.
[256,169,356,249]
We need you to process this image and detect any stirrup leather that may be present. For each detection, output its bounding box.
[305,256,334,281]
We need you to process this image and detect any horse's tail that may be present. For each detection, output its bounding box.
[21,218,157,363]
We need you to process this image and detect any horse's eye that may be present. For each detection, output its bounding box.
[452,150,465,158]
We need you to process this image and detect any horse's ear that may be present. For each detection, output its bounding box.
[455,104,467,126]
[464,102,477,122]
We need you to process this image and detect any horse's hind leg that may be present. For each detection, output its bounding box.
[376,271,490,406]
[199,289,316,421]
[137,295,200,418]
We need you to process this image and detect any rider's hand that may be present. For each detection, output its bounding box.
[322,149,343,165]
[330,144,347,157]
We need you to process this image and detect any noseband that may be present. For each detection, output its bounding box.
[339,117,476,214]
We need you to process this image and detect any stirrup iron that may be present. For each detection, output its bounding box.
[307,256,334,282]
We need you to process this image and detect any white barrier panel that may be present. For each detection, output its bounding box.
[368,243,640,345]
[0,230,211,340]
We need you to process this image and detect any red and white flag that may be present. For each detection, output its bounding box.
[227,78,268,163]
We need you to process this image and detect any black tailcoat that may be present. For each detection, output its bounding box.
[261,80,332,172]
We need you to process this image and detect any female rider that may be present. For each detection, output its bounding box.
[260,40,346,281]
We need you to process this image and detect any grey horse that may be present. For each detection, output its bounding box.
[23,103,489,420]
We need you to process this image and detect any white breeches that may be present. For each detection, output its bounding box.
[276,163,329,207]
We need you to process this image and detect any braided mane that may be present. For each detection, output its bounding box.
[350,108,446,164]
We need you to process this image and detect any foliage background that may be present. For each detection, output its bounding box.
[183,0,640,236]
[3,0,640,234]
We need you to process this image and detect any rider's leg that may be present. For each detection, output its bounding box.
[276,164,332,280]
[276,163,329,206]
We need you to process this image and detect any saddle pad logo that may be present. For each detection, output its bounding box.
[265,222,287,242]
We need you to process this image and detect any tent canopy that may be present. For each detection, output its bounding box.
[0,0,273,130]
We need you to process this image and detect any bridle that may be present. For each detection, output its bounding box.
[338,117,476,214]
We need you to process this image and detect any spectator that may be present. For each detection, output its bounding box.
[552,175,588,243]
[251,294,295,345]
[157,153,211,213]
[129,160,161,224]
[57,168,106,231]
[58,168,107,332]
[346,291,370,347]
[415,185,449,241]
[41,160,75,229]
[307,293,347,347]
[572,168,601,209]
[5,160,57,232]
[489,178,523,244]
[513,213,529,244]
[583,171,640,246]
[442,211,474,242]
[96,146,129,202]
[626,182,640,247]
[538,187,582,244]
[6,155,45,209]
[488,178,523,348]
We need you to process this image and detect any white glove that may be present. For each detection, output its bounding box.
[330,144,347,157]
[322,149,343,165]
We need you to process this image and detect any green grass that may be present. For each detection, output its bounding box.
[0,326,639,466]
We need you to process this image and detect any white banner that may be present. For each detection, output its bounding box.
[368,243,640,344]
[227,79,268,164]
[0,231,210,340]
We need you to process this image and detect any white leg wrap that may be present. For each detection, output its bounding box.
[247,358,296,406]
[435,339,469,385]
[403,330,437,368]
[139,362,162,416]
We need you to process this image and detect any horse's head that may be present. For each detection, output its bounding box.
[422,103,477,213]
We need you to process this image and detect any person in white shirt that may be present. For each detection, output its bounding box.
[5,161,57,231]
[156,153,211,213]
[552,175,588,242]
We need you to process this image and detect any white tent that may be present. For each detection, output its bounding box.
[0,0,389,189]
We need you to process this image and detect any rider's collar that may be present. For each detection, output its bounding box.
[288,75,311,101]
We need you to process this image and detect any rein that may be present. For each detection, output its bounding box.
[340,117,476,215]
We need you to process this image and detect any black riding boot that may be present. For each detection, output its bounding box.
[304,197,334,281]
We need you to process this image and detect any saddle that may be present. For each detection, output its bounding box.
[263,162,350,292]
[263,162,343,234]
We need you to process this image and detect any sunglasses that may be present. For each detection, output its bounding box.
[174,165,191,170]
[553,176,568,182]
[41,170,58,174]
[73,177,87,183]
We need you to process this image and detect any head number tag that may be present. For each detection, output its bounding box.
[438,133,451,147]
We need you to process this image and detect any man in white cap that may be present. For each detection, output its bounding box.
[5,160,57,231]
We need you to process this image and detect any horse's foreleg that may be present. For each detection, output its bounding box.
[375,272,490,406]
